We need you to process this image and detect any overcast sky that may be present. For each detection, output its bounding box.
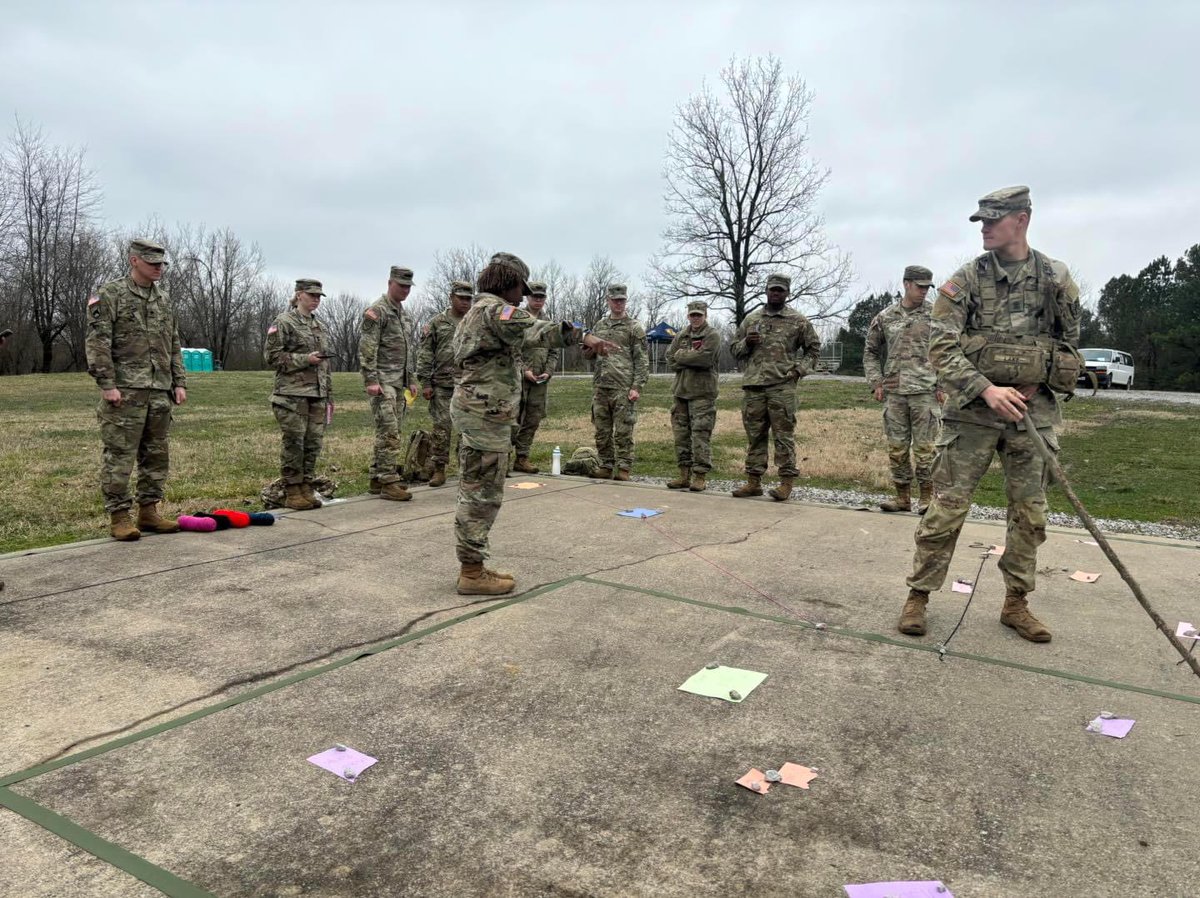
[3,0,1198,316]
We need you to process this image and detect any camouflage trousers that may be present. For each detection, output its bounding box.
[454,442,510,564]
[908,419,1059,596]
[97,388,173,514]
[369,377,409,483]
[592,387,637,471]
[512,380,549,458]
[883,392,941,486]
[742,383,798,477]
[671,397,716,474]
[272,394,326,485]
[428,385,455,467]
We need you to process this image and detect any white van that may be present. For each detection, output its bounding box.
[1079,348,1135,389]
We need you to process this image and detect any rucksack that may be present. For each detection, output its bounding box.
[399,429,433,482]
[561,446,600,477]
[260,475,338,509]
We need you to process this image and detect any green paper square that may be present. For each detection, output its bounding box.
[678,665,767,703]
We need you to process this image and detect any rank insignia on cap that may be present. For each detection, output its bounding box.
[267,325,278,335]
[939,280,961,298]
[500,304,515,320]
[364,308,379,321]
[87,294,100,307]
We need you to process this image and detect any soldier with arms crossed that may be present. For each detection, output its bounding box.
[899,187,1081,643]
[417,279,473,487]
[666,300,722,492]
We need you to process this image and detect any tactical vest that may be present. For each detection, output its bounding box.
[961,251,1080,393]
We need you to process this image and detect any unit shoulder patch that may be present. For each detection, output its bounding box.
[364,308,379,321]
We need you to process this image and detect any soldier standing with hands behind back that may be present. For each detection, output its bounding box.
[264,279,332,511]
[864,265,944,514]
[360,266,419,501]
[86,238,186,540]
[729,273,821,501]
[585,284,648,481]
[899,186,1082,644]
[417,279,473,487]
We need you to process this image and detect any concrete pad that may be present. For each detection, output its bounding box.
[5,478,1200,896]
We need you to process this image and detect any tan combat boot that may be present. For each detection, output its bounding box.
[380,481,412,502]
[137,502,180,534]
[284,484,313,511]
[898,589,929,636]
[666,467,691,490]
[302,482,323,508]
[917,482,933,515]
[731,475,763,498]
[769,476,794,502]
[456,563,516,596]
[689,472,707,492]
[428,465,447,488]
[484,566,515,582]
[110,509,141,541]
[369,477,383,495]
[879,483,912,513]
[592,467,613,480]
[1000,592,1052,643]
[512,456,539,474]
[615,469,631,481]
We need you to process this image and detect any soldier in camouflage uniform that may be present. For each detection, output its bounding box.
[85,238,187,540]
[417,279,473,487]
[511,281,561,473]
[360,266,419,501]
[452,253,616,596]
[666,300,721,492]
[585,284,648,480]
[264,279,333,511]
[899,186,1081,644]
[864,265,945,514]
[729,273,821,501]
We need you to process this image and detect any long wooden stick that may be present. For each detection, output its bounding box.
[1023,414,1200,679]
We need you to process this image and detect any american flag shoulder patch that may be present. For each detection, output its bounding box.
[364,308,379,321]
[500,304,515,321]
[939,280,962,298]
[267,325,278,335]
[87,294,100,306]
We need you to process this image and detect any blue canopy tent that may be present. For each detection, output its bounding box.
[645,322,678,373]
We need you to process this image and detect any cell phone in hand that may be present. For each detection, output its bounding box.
[537,374,550,384]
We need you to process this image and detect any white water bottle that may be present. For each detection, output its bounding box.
[551,446,562,476]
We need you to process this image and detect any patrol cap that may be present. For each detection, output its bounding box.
[488,252,533,295]
[129,238,167,264]
[528,281,548,297]
[969,186,1031,222]
[606,284,628,299]
[765,273,791,292]
[295,278,325,296]
[687,300,708,315]
[903,265,934,286]
[450,280,473,297]
[389,266,414,285]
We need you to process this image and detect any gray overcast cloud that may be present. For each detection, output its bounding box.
[2,0,1198,311]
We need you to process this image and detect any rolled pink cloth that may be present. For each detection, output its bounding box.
[178,515,217,533]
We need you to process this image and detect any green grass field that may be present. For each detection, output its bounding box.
[1,371,1197,553]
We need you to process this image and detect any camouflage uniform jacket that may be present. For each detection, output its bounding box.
[730,305,821,386]
[863,300,937,394]
[263,308,331,398]
[85,277,186,391]
[515,310,561,377]
[933,249,1080,429]
[451,293,582,451]
[667,323,721,400]
[589,315,648,391]
[359,295,414,387]
[416,308,463,389]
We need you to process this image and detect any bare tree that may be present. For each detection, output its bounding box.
[173,225,265,369]
[576,254,625,329]
[319,292,368,372]
[5,120,101,371]
[651,55,852,325]
[234,277,289,369]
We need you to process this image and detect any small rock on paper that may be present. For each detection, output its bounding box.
[509,482,543,490]
[308,746,378,781]
[678,665,767,703]
[844,882,953,898]
[736,768,771,794]
[1087,716,1135,738]
[778,762,818,789]
[1069,571,1100,583]
[617,507,662,519]
[951,579,973,594]
[1175,621,1199,640]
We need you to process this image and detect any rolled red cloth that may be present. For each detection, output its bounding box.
[178,515,218,532]
[212,509,251,528]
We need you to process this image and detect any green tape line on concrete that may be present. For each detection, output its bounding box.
[582,576,1200,707]
[2,576,581,788]
[0,786,215,898]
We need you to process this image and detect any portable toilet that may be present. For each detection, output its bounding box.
[181,348,215,372]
